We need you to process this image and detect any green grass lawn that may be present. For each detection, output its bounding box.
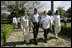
[60,22,71,37]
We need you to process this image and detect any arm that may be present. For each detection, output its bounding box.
[41,16,44,24]
[21,17,23,29]
[49,18,52,29]
[13,18,14,23]
[30,14,34,27]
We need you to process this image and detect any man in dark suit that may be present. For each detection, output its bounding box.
[31,8,40,45]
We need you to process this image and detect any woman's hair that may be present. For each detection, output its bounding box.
[34,8,37,11]
[22,9,27,13]
[22,9,28,16]
[34,8,38,14]
[56,10,60,15]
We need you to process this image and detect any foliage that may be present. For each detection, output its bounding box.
[1,1,43,17]
[60,23,71,37]
[1,13,9,19]
[1,24,14,46]
[66,7,71,17]
[57,7,71,18]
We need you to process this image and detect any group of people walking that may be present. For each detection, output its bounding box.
[13,8,61,45]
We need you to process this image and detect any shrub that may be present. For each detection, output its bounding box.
[60,23,71,37]
[1,24,14,46]
[1,20,9,24]
[1,13,9,19]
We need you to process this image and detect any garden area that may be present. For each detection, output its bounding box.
[1,1,71,47]
[1,22,71,47]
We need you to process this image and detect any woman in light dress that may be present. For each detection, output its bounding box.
[21,9,31,44]
[54,10,61,39]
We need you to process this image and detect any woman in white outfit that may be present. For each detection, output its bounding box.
[54,10,61,39]
[13,16,18,29]
[49,11,54,32]
[21,9,30,44]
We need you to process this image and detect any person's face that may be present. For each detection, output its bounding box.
[34,10,38,14]
[24,10,27,15]
[43,10,47,16]
[57,11,59,15]
[56,10,59,15]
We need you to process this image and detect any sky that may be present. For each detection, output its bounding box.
[1,1,71,14]
[39,1,71,12]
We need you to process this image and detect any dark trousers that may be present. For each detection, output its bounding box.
[44,28,50,40]
[29,23,31,31]
[52,25,54,33]
[32,22,39,44]
[18,23,20,28]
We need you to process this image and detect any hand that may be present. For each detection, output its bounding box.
[42,20,44,24]
[32,24,34,28]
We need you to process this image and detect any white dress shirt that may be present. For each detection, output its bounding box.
[13,17,17,23]
[41,15,51,29]
[54,15,61,26]
[50,16,54,24]
[34,14,39,22]
[31,13,39,23]
[17,17,21,23]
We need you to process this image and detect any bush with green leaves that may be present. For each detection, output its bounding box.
[1,24,14,46]
[1,13,9,19]
[50,22,71,37]
[60,23,71,37]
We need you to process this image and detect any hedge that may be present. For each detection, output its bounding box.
[1,20,9,24]
[47,22,71,37]
[60,23,71,37]
[1,24,14,46]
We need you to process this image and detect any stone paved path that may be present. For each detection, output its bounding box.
[2,28,71,47]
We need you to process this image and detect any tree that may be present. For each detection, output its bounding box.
[57,7,66,18]
[1,1,43,17]
[1,1,44,24]
[66,7,71,17]
[1,13,9,19]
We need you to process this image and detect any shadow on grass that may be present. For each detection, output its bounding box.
[2,41,26,47]
[38,38,44,42]
[48,37,58,40]
[2,39,35,47]
[30,30,44,33]
[2,38,47,47]
[2,36,65,47]
[13,29,22,32]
